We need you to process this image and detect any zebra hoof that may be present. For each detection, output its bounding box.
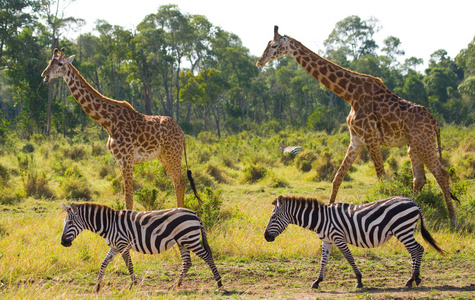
[415,278,422,286]
[405,280,413,288]
[311,280,320,289]
[93,283,101,293]
[356,282,364,288]
[217,280,223,288]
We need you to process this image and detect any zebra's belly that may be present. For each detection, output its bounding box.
[131,238,177,254]
[346,232,393,248]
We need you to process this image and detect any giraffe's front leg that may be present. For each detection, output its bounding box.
[118,158,135,210]
[330,135,364,203]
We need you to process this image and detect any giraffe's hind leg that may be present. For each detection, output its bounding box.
[408,146,427,195]
[411,141,456,223]
[159,154,186,208]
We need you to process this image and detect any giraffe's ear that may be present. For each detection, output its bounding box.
[274,25,281,40]
[65,55,75,64]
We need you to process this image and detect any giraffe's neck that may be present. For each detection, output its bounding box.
[62,63,130,131]
[287,38,376,106]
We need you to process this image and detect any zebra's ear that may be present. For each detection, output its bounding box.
[62,203,69,212]
[276,196,283,207]
[70,203,78,213]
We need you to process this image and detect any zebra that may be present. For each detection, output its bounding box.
[279,145,303,157]
[61,202,222,292]
[264,195,444,289]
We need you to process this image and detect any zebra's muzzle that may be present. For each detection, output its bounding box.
[264,232,275,242]
[61,237,72,247]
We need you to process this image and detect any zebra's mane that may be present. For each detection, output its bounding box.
[272,195,326,207]
[73,202,116,212]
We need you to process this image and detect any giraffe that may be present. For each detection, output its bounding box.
[41,48,200,210]
[257,26,457,222]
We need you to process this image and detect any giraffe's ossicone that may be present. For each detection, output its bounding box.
[257,26,457,223]
[42,48,201,210]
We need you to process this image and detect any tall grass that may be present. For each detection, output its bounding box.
[0,126,474,298]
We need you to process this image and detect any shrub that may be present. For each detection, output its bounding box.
[185,187,223,228]
[62,145,85,161]
[0,163,10,185]
[241,164,267,183]
[206,164,228,183]
[0,186,22,205]
[21,143,35,153]
[91,142,106,156]
[61,178,93,201]
[134,187,165,211]
[295,150,318,172]
[268,173,290,188]
[312,151,337,181]
[24,170,54,199]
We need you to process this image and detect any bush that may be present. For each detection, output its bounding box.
[134,187,165,211]
[295,150,318,172]
[268,173,290,188]
[24,170,54,199]
[241,164,267,183]
[0,163,10,185]
[62,145,85,161]
[21,143,35,153]
[61,178,93,201]
[312,151,337,181]
[185,187,223,228]
[206,164,228,183]
[91,142,106,156]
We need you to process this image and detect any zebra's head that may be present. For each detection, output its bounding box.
[61,203,84,247]
[264,196,291,242]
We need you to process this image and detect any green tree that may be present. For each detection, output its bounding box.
[324,15,380,60]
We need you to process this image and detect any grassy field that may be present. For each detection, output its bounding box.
[0,126,474,299]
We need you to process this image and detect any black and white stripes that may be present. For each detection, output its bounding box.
[264,195,443,288]
[61,203,222,292]
[279,145,303,157]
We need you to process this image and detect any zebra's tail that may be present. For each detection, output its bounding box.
[199,220,213,255]
[184,140,202,204]
[419,210,445,255]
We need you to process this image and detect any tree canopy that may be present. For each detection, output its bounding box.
[1,4,474,139]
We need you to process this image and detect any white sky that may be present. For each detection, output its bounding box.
[63,0,474,69]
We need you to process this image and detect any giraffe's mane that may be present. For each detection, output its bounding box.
[287,36,388,88]
[69,63,137,112]
[272,195,326,207]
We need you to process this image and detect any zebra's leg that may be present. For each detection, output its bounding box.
[170,245,192,289]
[94,248,119,292]
[396,233,424,287]
[120,249,137,289]
[312,241,332,289]
[187,237,223,288]
[334,240,363,288]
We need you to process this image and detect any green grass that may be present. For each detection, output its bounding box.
[1,126,475,299]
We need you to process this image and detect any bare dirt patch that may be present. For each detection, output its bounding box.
[68,255,475,299]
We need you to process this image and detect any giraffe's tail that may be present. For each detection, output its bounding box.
[433,116,442,161]
[184,141,202,204]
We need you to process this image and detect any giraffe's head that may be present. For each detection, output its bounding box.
[256,26,291,67]
[41,48,75,82]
